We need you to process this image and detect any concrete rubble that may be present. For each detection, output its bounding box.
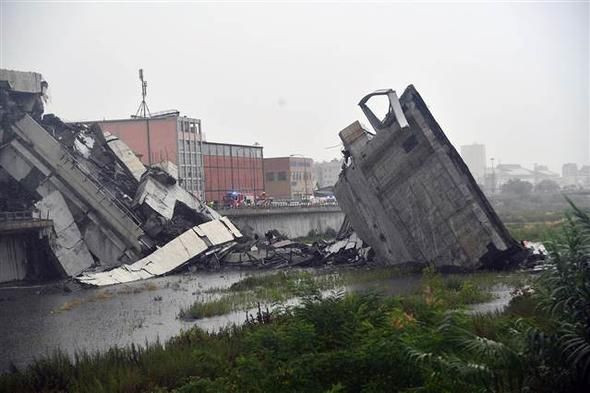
[77,217,242,286]
[0,68,242,285]
[334,86,526,270]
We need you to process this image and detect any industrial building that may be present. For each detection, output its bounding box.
[202,141,264,205]
[95,112,205,198]
[483,163,560,192]
[264,156,314,200]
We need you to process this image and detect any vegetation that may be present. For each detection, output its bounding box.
[2,203,589,393]
[501,179,534,196]
[535,179,561,193]
[506,220,564,242]
[179,266,508,320]
[179,271,341,320]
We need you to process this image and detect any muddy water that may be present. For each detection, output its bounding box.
[0,271,262,372]
[0,270,515,372]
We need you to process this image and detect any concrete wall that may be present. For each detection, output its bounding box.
[0,236,27,283]
[223,206,344,238]
[97,117,177,166]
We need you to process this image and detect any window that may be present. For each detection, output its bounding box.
[266,172,275,181]
[278,171,287,181]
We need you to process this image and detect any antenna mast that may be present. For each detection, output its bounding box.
[135,69,151,118]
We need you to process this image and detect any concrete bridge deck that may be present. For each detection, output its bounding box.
[219,205,345,238]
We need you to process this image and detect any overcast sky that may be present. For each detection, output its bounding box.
[1,1,588,172]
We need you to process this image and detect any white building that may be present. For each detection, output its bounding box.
[312,158,342,188]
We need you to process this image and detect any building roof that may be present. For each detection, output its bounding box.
[496,164,533,177]
[203,141,263,149]
[264,156,313,160]
[82,112,199,124]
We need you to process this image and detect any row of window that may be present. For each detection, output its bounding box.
[291,172,311,181]
[203,144,263,158]
[178,164,204,180]
[178,152,202,166]
[177,139,201,152]
[179,119,201,134]
[266,171,312,182]
[266,171,287,181]
[290,161,311,168]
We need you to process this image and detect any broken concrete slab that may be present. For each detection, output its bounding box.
[0,69,44,94]
[134,174,221,222]
[152,160,178,182]
[35,190,94,276]
[104,132,147,182]
[76,218,242,286]
[335,86,524,270]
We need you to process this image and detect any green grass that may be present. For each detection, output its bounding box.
[179,271,343,320]
[179,267,523,321]
[506,220,564,242]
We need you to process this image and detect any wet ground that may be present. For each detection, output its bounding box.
[0,271,261,372]
[0,269,516,372]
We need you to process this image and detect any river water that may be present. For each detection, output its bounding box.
[0,269,514,372]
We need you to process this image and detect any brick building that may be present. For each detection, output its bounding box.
[202,141,264,204]
[95,112,204,197]
[263,156,314,200]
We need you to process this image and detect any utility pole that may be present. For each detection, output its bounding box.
[490,157,496,194]
[135,69,152,165]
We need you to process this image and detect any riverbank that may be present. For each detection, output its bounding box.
[2,204,589,392]
[0,266,532,391]
[0,265,525,373]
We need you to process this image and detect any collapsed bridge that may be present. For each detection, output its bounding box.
[0,69,532,285]
[0,69,242,284]
[334,87,526,270]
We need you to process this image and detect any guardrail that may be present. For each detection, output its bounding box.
[0,210,46,221]
[0,211,34,221]
[218,201,339,210]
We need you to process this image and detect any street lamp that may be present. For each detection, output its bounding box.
[490,157,496,194]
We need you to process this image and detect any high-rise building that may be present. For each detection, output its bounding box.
[562,163,578,186]
[460,144,486,183]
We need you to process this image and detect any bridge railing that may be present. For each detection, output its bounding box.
[0,210,43,221]
[217,200,339,210]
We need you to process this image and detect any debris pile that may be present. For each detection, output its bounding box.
[334,87,527,270]
[0,69,241,285]
[216,223,374,269]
